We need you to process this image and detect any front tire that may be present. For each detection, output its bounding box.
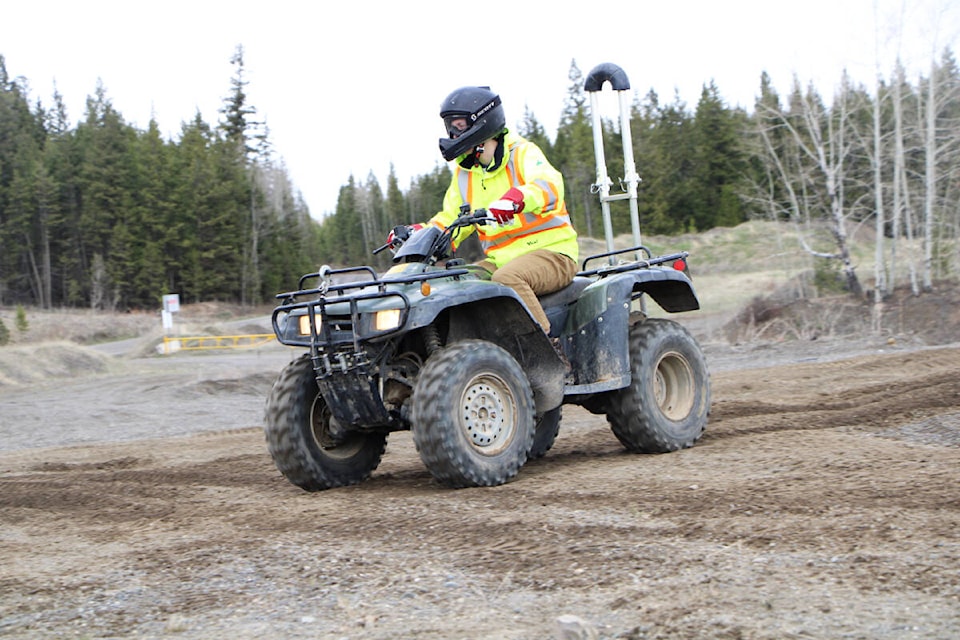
[606,318,710,452]
[411,340,535,488]
[264,354,387,491]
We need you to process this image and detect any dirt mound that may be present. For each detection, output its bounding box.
[723,281,960,345]
[189,372,279,395]
[0,342,116,387]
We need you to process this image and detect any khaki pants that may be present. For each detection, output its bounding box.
[477,250,578,333]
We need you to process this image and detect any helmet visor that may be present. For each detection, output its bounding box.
[443,114,471,139]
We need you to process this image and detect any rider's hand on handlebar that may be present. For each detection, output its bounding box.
[386,223,424,247]
[489,188,524,224]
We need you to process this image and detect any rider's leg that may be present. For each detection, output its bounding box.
[488,250,577,333]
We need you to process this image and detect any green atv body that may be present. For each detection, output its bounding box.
[265,211,710,490]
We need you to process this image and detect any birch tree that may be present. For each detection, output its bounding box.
[756,75,865,295]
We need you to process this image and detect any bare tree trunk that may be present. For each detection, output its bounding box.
[40,215,51,309]
[90,253,107,310]
[890,63,919,294]
[23,234,43,307]
[356,185,372,254]
[923,62,937,292]
[38,179,53,309]
[872,73,887,303]
[249,171,261,306]
[890,65,907,293]
[898,136,920,296]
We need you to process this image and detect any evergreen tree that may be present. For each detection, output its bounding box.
[553,59,598,237]
[692,81,748,228]
[405,163,451,220]
[0,57,49,305]
[125,119,173,306]
[517,104,553,157]
[73,81,141,308]
[318,176,365,265]
[632,90,697,234]
[219,45,259,160]
[383,164,405,233]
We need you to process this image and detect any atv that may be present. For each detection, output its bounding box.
[264,62,710,490]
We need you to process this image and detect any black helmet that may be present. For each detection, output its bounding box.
[438,86,506,162]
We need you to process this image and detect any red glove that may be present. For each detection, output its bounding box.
[489,188,524,224]
[386,223,424,247]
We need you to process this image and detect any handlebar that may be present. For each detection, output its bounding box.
[371,209,496,256]
[455,209,495,227]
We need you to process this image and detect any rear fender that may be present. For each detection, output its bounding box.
[632,267,700,312]
[563,269,699,394]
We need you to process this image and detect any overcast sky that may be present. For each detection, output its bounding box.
[2,0,957,219]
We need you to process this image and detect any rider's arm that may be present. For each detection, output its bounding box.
[427,170,477,248]
[512,141,565,216]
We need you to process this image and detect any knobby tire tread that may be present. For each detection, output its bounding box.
[264,354,386,490]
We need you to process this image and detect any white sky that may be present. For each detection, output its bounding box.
[2,0,957,219]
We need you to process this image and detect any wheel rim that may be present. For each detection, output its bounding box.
[459,373,517,456]
[653,351,696,421]
[310,395,364,459]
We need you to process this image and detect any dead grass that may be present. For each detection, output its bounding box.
[721,279,960,345]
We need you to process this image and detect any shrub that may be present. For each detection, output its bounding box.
[15,304,28,332]
[0,319,9,346]
[813,257,846,294]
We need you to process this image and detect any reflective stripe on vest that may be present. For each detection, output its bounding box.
[458,145,573,255]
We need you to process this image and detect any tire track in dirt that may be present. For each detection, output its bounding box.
[2,347,959,638]
[708,346,960,438]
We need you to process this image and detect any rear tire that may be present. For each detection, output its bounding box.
[412,340,535,488]
[529,407,561,459]
[264,354,387,490]
[606,319,710,452]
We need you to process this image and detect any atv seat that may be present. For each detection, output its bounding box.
[539,276,592,338]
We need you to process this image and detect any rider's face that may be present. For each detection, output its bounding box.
[448,118,469,138]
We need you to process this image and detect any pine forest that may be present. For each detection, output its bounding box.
[1,48,958,311]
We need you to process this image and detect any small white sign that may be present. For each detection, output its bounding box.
[162,294,180,313]
[161,310,174,330]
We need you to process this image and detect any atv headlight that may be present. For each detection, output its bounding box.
[298,313,318,336]
[374,308,402,331]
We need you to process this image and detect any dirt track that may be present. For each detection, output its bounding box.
[1,338,959,639]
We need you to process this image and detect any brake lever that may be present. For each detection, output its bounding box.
[471,208,495,226]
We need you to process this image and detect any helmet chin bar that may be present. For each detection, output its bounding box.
[439,133,481,162]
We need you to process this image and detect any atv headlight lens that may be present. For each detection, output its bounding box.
[374,308,402,331]
[298,314,316,336]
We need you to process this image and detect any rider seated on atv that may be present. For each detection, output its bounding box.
[387,86,579,341]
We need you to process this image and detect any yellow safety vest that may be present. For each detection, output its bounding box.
[428,132,579,268]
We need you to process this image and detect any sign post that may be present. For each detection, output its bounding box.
[161,294,180,333]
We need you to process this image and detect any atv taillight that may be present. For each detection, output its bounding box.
[673,259,686,271]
